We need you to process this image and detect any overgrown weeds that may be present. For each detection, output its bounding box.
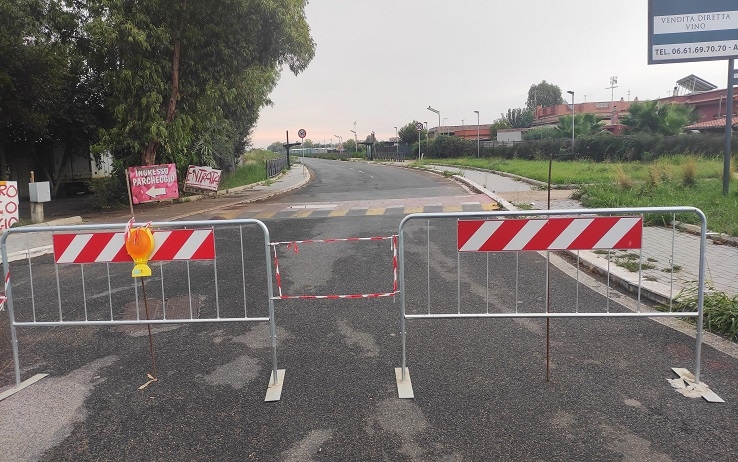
[681,156,697,186]
[614,166,634,189]
[673,283,738,341]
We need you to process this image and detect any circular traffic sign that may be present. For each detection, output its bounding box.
[298,128,307,139]
[416,122,423,131]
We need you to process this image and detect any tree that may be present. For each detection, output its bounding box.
[87,0,316,168]
[343,138,357,153]
[502,108,534,129]
[556,113,605,137]
[526,80,564,111]
[489,118,510,138]
[0,0,109,190]
[398,121,426,145]
[620,100,697,136]
[266,141,286,154]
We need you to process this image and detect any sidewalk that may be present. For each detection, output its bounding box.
[426,164,738,301]
[1,165,311,263]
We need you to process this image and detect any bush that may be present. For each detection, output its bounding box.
[523,126,563,141]
[480,133,738,162]
[424,135,475,158]
[88,170,129,209]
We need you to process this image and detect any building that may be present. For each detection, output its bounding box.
[427,124,493,141]
[496,128,529,145]
[533,100,632,126]
[685,116,738,133]
[659,88,738,126]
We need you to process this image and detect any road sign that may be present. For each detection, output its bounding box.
[416,123,423,131]
[648,0,738,64]
[127,164,179,204]
[298,129,307,139]
[457,217,643,252]
[185,165,222,192]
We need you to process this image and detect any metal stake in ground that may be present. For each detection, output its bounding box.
[139,278,158,388]
[123,222,158,389]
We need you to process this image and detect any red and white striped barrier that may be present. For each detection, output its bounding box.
[458,216,642,252]
[53,229,216,264]
[0,270,8,311]
[271,235,398,300]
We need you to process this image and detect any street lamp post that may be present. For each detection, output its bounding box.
[350,129,357,154]
[473,110,480,158]
[334,134,342,155]
[566,90,575,151]
[394,126,398,157]
[424,122,428,153]
[427,106,440,139]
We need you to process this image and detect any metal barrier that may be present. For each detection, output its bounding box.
[1,219,285,401]
[395,207,708,399]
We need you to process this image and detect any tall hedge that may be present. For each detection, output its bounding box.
[481,133,738,161]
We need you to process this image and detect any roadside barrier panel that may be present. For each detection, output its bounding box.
[395,207,717,401]
[1,219,284,401]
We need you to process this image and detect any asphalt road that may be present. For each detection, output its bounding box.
[1,158,738,461]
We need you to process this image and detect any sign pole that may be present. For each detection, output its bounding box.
[125,170,134,218]
[285,131,291,169]
[724,58,734,196]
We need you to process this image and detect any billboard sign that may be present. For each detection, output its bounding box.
[128,164,179,204]
[649,0,738,64]
[0,181,19,230]
[184,165,222,192]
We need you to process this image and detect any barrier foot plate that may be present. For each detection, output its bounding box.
[265,369,285,402]
[395,367,414,399]
[668,367,724,403]
[0,373,49,402]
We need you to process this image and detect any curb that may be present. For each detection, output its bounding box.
[162,167,311,222]
[4,216,84,264]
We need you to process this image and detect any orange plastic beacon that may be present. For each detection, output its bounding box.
[125,226,155,277]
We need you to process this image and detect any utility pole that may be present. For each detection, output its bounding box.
[606,76,618,109]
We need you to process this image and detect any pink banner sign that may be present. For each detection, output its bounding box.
[185,165,222,192]
[0,181,19,230]
[128,164,179,204]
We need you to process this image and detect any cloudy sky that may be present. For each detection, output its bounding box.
[250,0,731,148]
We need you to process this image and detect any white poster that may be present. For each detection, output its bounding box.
[0,181,19,230]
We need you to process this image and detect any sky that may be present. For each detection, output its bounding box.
[250,0,732,148]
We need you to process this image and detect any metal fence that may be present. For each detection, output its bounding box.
[395,207,707,398]
[266,156,288,178]
[1,219,284,401]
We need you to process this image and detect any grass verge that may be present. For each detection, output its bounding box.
[414,156,737,236]
[219,149,281,190]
